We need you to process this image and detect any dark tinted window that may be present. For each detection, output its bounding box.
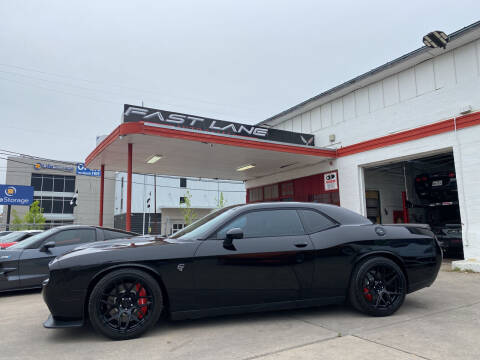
[41,197,53,213]
[31,174,42,191]
[63,198,74,214]
[180,178,187,188]
[103,230,133,240]
[52,197,63,213]
[53,176,65,192]
[180,197,185,204]
[298,210,336,233]
[65,177,75,192]
[216,209,305,239]
[48,229,95,247]
[42,176,53,192]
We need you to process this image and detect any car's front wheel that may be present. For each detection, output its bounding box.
[88,268,163,340]
[349,257,406,317]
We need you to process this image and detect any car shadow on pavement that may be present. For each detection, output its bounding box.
[44,304,347,343]
[0,288,41,298]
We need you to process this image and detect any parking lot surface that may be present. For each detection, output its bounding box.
[1,263,479,360]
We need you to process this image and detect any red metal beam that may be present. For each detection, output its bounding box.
[99,164,105,226]
[126,143,133,232]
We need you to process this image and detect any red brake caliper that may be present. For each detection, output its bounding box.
[363,287,373,302]
[136,283,147,318]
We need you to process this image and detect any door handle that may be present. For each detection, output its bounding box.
[294,243,308,248]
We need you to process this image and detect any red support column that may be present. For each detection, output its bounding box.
[126,143,133,232]
[99,164,105,226]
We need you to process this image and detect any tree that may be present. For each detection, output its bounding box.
[10,201,46,230]
[181,190,197,226]
[11,209,24,231]
[216,192,227,209]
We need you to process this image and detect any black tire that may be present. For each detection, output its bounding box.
[88,269,163,340]
[349,257,406,317]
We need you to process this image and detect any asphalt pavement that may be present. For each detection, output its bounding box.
[1,262,479,360]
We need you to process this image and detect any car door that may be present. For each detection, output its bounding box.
[193,209,315,310]
[297,209,351,300]
[18,228,97,288]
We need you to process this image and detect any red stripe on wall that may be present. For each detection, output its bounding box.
[336,111,480,157]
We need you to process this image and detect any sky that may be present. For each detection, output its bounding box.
[0,0,479,184]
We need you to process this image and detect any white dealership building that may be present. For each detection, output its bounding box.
[85,21,480,271]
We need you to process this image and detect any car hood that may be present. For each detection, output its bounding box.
[50,235,199,269]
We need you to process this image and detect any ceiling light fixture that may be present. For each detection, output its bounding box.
[236,164,255,172]
[146,155,163,164]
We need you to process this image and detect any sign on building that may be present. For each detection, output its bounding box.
[34,162,74,173]
[76,163,101,177]
[324,172,338,191]
[0,185,34,206]
[123,104,315,147]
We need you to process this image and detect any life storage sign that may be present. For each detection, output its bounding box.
[0,185,34,206]
[324,172,338,191]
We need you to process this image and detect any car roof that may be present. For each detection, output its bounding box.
[230,202,372,225]
[45,225,138,235]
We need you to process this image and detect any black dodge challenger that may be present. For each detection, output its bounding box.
[43,202,442,340]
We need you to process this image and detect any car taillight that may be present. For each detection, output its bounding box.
[422,176,427,181]
[416,178,421,182]
[448,172,455,178]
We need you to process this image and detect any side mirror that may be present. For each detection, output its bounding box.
[40,241,56,252]
[223,228,243,249]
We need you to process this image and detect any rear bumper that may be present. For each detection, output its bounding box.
[43,314,84,328]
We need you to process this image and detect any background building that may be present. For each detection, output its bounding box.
[1,156,115,228]
[113,173,245,235]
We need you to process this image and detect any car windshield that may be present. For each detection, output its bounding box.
[8,228,57,250]
[169,204,241,240]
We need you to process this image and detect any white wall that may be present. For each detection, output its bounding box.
[274,40,480,149]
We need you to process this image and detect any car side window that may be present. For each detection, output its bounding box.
[47,229,96,247]
[215,209,305,239]
[103,230,132,240]
[298,210,337,233]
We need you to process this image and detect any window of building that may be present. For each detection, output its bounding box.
[42,175,53,192]
[31,174,42,191]
[263,184,279,200]
[171,223,184,235]
[216,209,305,239]
[53,176,65,192]
[180,178,187,188]
[30,174,75,193]
[248,187,263,202]
[281,182,294,197]
[180,197,186,204]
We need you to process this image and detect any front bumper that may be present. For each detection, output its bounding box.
[43,314,84,328]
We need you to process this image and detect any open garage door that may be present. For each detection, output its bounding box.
[363,151,463,259]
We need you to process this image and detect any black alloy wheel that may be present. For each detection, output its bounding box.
[88,269,163,340]
[349,257,406,316]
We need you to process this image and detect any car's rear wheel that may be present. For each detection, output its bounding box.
[349,257,406,316]
[88,269,163,340]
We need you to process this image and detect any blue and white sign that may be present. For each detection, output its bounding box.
[0,185,34,206]
[76,163,101,177]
